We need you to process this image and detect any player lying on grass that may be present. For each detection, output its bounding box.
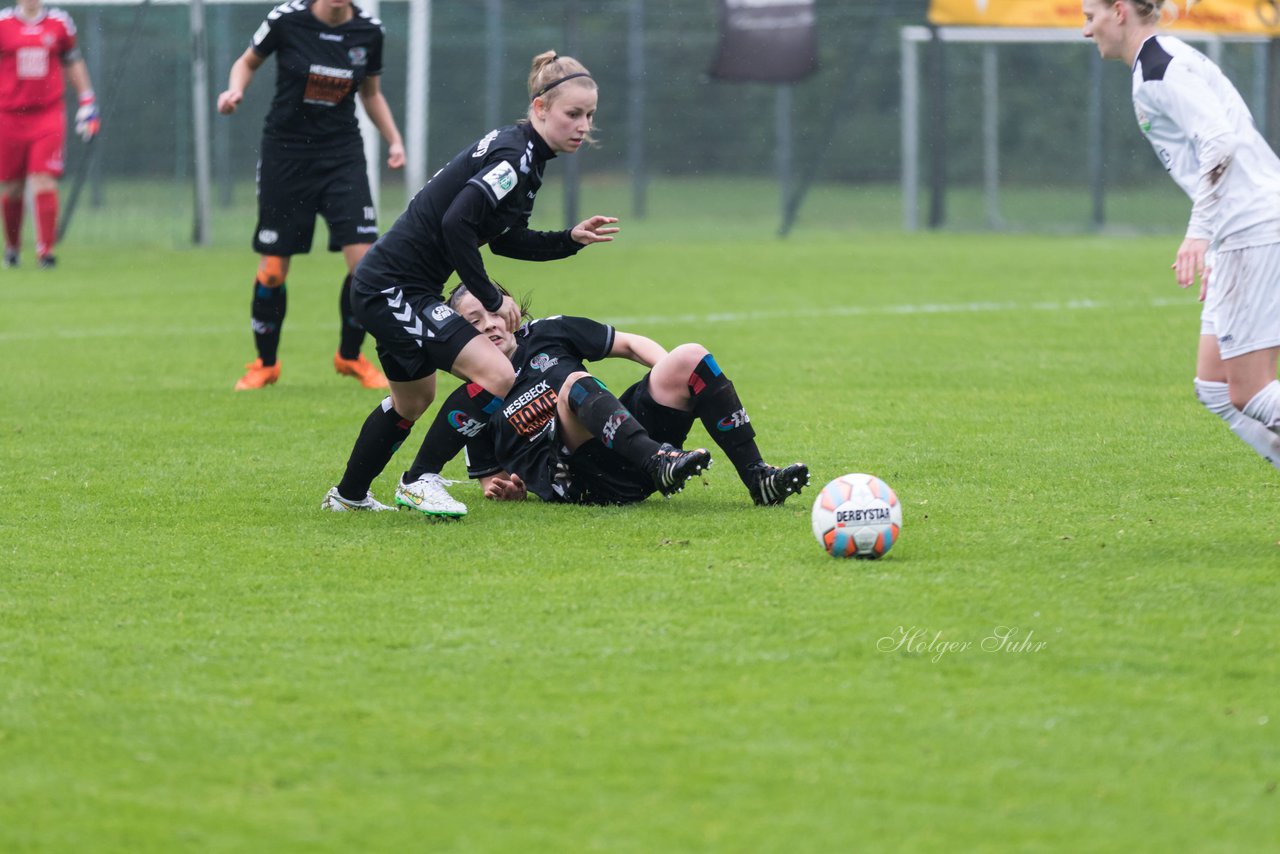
[389,282,809,513]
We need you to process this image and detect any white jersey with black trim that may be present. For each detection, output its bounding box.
[1131,35,1280,248]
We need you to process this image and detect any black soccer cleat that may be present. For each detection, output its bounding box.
[747,461,810,506]
[645,443,712,497]
[2,248,17,269]
[37,254,56,270]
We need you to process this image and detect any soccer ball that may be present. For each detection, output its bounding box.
[811,473,902,559]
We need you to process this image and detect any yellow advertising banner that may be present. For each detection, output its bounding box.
[928,1,1280,35]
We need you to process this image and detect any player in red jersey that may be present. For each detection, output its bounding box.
[0,0,98,268]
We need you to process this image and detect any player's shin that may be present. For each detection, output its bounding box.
[688,353,761,480]
[338,274,365,360]
[404,382,495,482]
[2,192,21,253]
[1196,378,1280,469]
[251,278,287,366]
[33,191,57,260]
[337,396,415,501]
[567,376,661,466]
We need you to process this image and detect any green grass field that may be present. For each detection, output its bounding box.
[1,179,1277,851]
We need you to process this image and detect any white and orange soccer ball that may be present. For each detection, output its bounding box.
[811,473,902,559]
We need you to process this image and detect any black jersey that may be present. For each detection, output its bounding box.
[354,122,582,312]
[250,0,384,159]
[465,315,615,501]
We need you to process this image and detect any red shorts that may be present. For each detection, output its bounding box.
[0,106,66,182]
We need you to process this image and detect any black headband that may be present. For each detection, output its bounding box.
[532,72,592,100]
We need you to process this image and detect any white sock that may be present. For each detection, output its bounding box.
[1242,379,1280,431]
[1195,378,1280,470]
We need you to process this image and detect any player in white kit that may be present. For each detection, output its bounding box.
[1083,0,1280,470]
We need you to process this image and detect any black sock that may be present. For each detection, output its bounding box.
[338,274,365,360]
[404,383,500,481]
[688,353,761,480]
[251,279,287,366]
[337,397,415,500]
[567,376,660,467]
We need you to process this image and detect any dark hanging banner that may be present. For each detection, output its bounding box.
[709,0,818,83]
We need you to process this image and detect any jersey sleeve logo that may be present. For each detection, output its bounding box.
[481,161,518,200]
[303,64,354,106]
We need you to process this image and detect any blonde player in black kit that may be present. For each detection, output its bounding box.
[217,0,405,392]
[322,50,620,514]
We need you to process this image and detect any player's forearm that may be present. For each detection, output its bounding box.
[64,60,93,98]
[360,91,403,149]
[611,332,667,368]
[488,227,581,261]
[1187,130,1238,240]
[227,56,256,95]
[441,190,503,311]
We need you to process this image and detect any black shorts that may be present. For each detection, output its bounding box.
[551,374,698,505]
[350,277,479,382]
[253,153,378,255]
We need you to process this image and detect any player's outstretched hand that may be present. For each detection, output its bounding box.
[484,473,527,501]
[387,143,406,170]
[217,89,244,115]
[571,215,620,246]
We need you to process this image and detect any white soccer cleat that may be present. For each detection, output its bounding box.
[395,473,467,518]
[321,486,396,512]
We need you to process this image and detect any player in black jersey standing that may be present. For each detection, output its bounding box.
[322,50,620,514]
[217,0,404,392]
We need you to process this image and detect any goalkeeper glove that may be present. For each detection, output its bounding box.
[75,92,100,142]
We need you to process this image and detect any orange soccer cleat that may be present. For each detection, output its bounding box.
[234,358,281,391]
[334,352,388,389]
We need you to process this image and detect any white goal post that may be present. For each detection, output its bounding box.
[900,25,1271,231]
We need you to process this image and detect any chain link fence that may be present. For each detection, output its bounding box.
[48,0,1261,245]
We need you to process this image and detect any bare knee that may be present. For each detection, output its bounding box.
[388,384,435,421]
[666,343,709,374]
[648,343,709,408]
[28,173,56,194]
